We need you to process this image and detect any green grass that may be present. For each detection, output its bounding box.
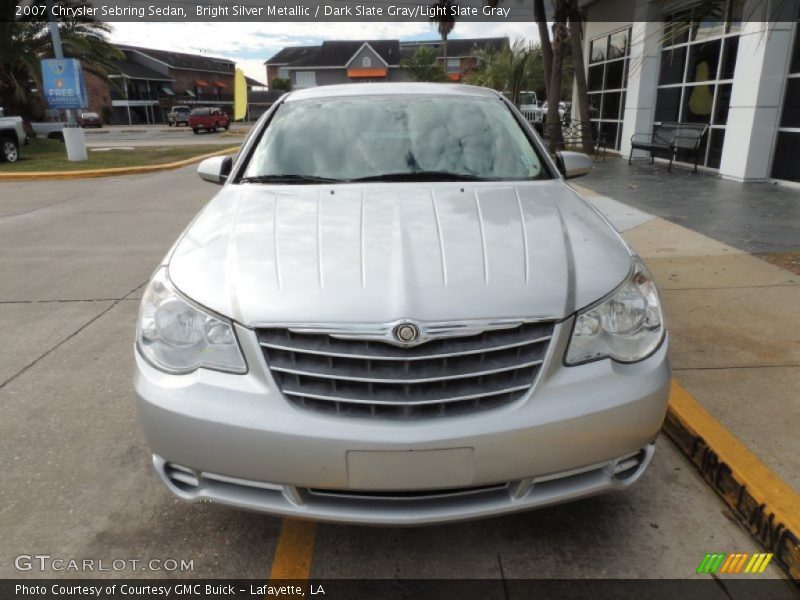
[2,138,228,172]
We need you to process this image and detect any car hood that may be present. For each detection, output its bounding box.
[167,181,632,326]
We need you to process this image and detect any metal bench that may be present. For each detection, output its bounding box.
[629,122,708,173]
[542,120,607,159]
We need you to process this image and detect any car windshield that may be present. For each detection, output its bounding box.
[242,94,548,182]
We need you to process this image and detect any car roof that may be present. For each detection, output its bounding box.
[284,82,502,103]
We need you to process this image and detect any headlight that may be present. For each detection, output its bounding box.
[565,258,665,365]
[136,267,247,374]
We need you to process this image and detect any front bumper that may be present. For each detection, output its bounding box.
[134,321,670,524]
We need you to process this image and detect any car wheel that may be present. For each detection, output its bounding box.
[224,124,230,131]
[1,137,19,162]
[168,122,173,127]
[212,125,218,133]
[193,128,199,134]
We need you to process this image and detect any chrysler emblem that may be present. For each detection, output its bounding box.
[393,323,420,344]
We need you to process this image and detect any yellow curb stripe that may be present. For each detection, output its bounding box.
[268,518,317,581]
[668,380,800,531]
[0,146,239,181]
[666,379,800,580]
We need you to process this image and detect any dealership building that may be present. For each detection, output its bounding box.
[579,0,800,184]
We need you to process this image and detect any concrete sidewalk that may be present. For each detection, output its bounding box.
[572,183,800,488]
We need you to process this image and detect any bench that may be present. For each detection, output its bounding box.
[542,120,607,159]
[629,122,708,173]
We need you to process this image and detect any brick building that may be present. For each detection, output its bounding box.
[78,45,266,125]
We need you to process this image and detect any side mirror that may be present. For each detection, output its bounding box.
[556,151,592,179]
[197,155,232,185]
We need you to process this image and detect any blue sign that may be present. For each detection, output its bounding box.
[41,58,88,110]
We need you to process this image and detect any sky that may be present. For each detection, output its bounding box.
[108,22,541,85]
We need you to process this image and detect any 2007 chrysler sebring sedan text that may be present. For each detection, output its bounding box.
[133,83,670,525]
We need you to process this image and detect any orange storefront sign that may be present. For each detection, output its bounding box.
[347,67,388,78]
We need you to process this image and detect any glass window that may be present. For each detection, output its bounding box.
[600,122,619,149]
[588,65,604,91]
[663,14,690,46]
[714,84,732,125]
[771,132,800,182]
[791,27,800,74]
[586,28,631,151]
[721,36,739,80]
[446,58,460,73]
[588,93,602,120]
[706,129,725,169]
[243,95,549,182]
[608,30,628,59]
[779,78,800,128]
[601,92,621,119]
[693,19,726,42]
[687,40,721,83]
[590,38,606,63]
[683,83,716,122]
[655,87,682,122]
[604,59,625,90]
[295,71,316,87]
[362,56,372,68]
[660,48,687,85]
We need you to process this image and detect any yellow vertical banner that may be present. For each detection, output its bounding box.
[234,68,247,121]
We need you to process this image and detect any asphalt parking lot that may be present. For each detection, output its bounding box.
[0,166,789,582]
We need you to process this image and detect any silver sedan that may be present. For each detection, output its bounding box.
[133,83,670,524]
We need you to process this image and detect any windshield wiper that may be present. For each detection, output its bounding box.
[347,171,490,183]
[239,174,344,184]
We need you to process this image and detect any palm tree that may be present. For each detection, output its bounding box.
[567,0,592,153]
[429,0,457,64]
[401,46,447,82]
[467,38,532,104]
[0,1,122,118]
[533,0,553,98]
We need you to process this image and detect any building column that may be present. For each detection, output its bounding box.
[620,2,663,159]
[718,7,795,181]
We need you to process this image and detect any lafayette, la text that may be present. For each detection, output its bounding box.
[16,583,318,597]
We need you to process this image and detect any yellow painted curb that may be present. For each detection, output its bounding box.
[665,379,800,580]
[268,518,316,580]
[0,146,239,181]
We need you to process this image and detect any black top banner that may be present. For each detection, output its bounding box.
[13,0,536,22]
[3,579,799,600]
[10,0,800,22]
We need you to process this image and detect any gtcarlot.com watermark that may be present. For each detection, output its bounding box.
[15,554,194,572]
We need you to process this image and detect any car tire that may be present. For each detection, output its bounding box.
[193,128,199,134]
[212,125,218,133]
[224,124,230,131]
[168,122,173,127]
[0,137,19,162]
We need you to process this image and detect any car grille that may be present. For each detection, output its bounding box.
[257,321,554,419]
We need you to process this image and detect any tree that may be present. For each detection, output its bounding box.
[270,77,292,91]
[567,0,592,153]
[429,0,457,63]
[0,1,122,118]
[533,0,553,98]
[401,46,447,82]
[545,2,569,151]
[466,38,533,104]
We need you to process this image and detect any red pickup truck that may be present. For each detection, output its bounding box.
[188,107,230,134]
